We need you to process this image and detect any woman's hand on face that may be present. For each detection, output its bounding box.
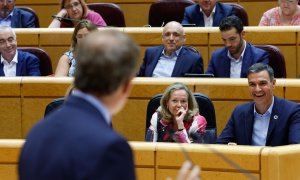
[175,107,187,128]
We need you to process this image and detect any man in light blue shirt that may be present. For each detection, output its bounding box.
[137,21,204,77]
[0,0,37,28]
[217,63,300,146]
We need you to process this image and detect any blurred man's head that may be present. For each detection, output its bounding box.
[198,0,217,17]
[0,0,15,18]
[74,30,139,114]
[0,26,17,62]
[162,21,186,56]
[219,16,245,58]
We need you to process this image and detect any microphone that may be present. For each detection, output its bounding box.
[51,15,107,27]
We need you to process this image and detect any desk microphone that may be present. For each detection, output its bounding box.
[51,15,107,27]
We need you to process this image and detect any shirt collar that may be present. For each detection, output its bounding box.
[162,46,182,57]
[71,89,111,125]
[227,40,247,62]
[254,96,274,116]
[0,10,13,20]
[1,50,18,64]
[199,6,216,17]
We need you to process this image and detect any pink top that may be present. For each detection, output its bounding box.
[60,10,107,28]
[85,10,107,27]
[259,7,300,26]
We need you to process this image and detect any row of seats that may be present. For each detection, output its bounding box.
[18,1,250,28]
[21,43,286,78]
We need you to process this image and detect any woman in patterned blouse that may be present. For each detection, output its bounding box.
[146,82,207,143]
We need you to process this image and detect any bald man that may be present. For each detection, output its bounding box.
[137,21,203,77]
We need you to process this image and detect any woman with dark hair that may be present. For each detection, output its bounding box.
[146,82,207,143]
[49,0,106,28]
[55,20,98,76]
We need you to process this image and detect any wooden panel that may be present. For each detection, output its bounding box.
[278,46,297,78]
[113,99,148,141]
[214,101,248,135]
[284,79,300,101]
[15,30,39,46]
[0,99,21,138]
[157,169,260,180]
[39,29,73,46]
[136,168,155,180]
[240,1,277,26]
[29,5,60,28]
[0,165,18,180]
[21,77,72,97]
[21,98,56,138]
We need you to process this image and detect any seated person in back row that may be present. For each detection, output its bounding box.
[146,82,207,143]
[137,21,203,77]
[0,0,37,28]
[206,16,269,78]
[217,63,300,146]
[182,0,234,27]
[0,26,40,76]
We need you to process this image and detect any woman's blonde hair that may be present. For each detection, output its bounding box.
[158,82,199,122]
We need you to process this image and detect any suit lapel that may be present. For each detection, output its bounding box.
[171,47,185,77]
[244,103,255,145]
[194,9,204,26]
[10,9,17,28]
[0,63,4,76]
[266,97,280,145]
[240,43,252,77]
[148,46,163,76]
[213,3,223,26]
[16,51,22,76]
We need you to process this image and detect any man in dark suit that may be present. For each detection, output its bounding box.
[0,26,40,76]
[137,21,203,77]
[206,16,269,78]
[217,63,300,146]
[19,30,139,179]
[182,0,234,27]
[0,0,37,28]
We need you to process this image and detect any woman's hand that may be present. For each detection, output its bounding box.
[175,107,187,130]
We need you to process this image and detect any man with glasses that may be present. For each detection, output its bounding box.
[206,15,269,78]
[137,21,204,77]
[0,26,40,76]
[259,0,300,26]
[0,0,37,28]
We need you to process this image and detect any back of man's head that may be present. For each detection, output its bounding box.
[74,30,139,95]
[219,15,244,34]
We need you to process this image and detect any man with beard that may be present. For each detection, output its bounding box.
[0,0,37,28]
[137,21,203,77]
[216,63,300,146]
[206,16,269,78]
[182,0,234,27]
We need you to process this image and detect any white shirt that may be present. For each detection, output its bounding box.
[152,47,182,77]
[1,51,18,77]
[0,11,13,27]
[227,40,247,78]
[200,6,216,27]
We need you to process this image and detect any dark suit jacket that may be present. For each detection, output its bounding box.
[19,95,135,180]
[137,45,203,77]
[206,43,269,78]
[11,8,36,28]
[182,3,234,27]
[0,50,40,76]
[216,97,300,146]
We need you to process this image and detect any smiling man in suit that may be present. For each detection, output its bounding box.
[0,26,40,76]
[0,0,37,28]
[137,21,203,77]
[206,16,269,78]
[182,0,234,27]
[217,63,300,146]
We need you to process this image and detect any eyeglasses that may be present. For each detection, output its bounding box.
[279,0,297,4]
[64,1,81,10]
[0,37,15,46]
